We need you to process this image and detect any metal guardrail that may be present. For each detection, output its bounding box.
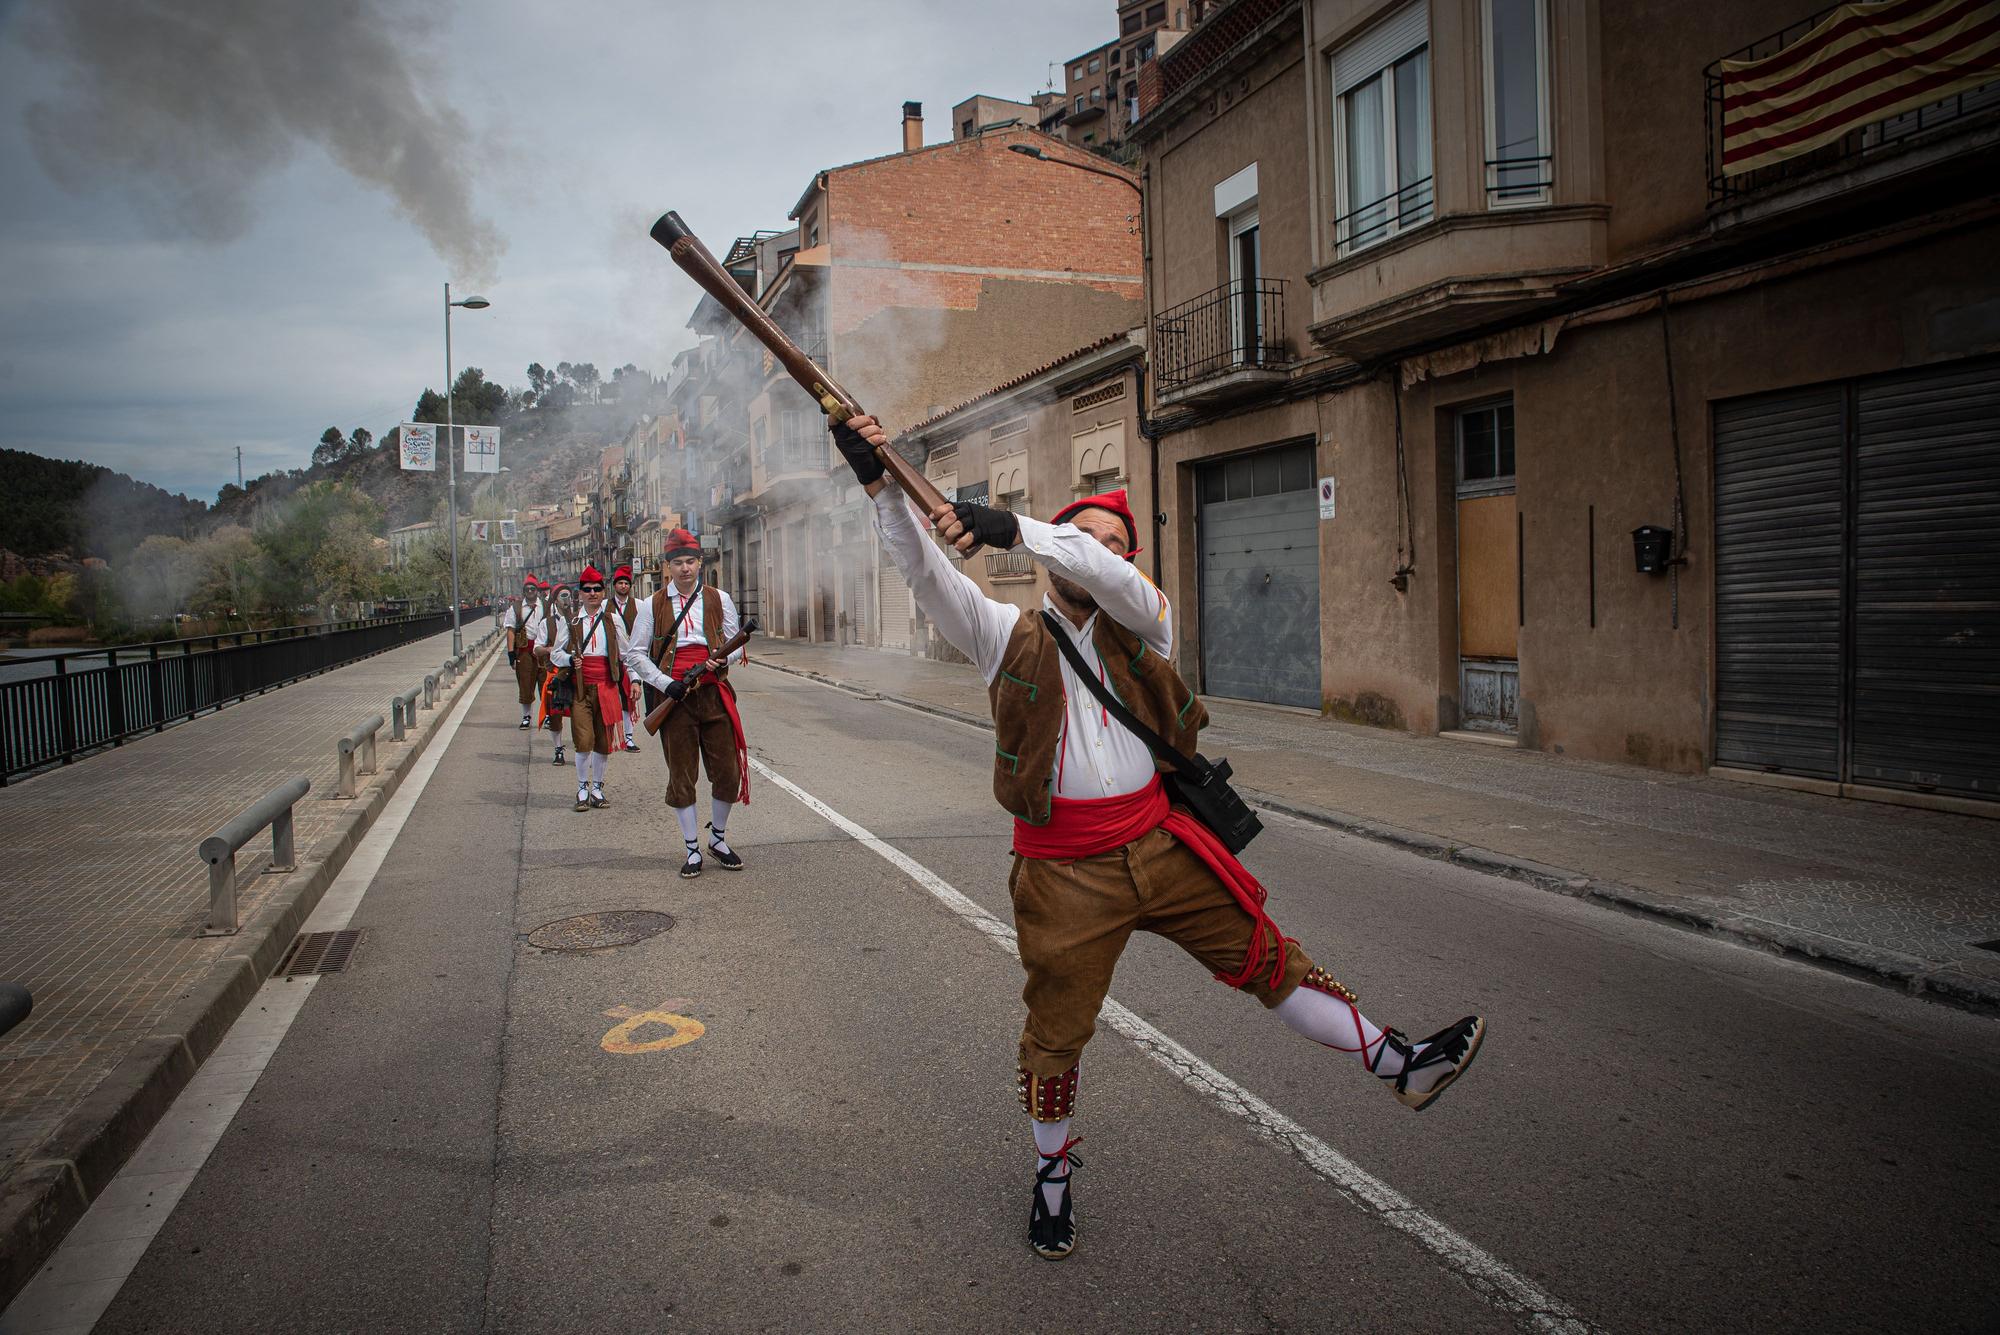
[0,606,492,785]
[336,716,384,799]
[1152,279,1293,392]
[197,776,310,936]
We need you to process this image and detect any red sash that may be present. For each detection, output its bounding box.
[578,656,623,731]
[1012,775,1287,991]
[670,642,751,804]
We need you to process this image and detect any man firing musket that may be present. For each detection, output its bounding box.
[618,528,751,878]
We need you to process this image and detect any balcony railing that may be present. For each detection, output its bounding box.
[985,552,1036,579]
[1486,155,1552,204]
[1705,5,2000,206]
[1153,279,1292,392]
[765,431,828,476]
[1333,176,1434,257]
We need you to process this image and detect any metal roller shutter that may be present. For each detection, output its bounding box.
[1713,387,1845,779]
[877,548,914,651]
[1852,361,2000,799]
[1198,442,1321,708]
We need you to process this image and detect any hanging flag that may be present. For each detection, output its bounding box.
[399,423,437,472]
[464,425,501,474]
[510,542,524,563]
[500,519,518,541]
[1719,0,2000,176]
[470,520,490,542]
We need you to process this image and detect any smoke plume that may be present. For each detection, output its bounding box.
[17,0,504,282]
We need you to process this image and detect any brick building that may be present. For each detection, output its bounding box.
[695,105,1146,652]
[1131,0,2000,808]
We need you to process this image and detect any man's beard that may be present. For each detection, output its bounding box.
[1048,572,1098,613]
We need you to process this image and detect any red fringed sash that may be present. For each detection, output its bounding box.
[671,642,751,805]
[1013,775,1287,991]
[578,657,623,734]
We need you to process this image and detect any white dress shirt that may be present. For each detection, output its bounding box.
[619,584,744,693]
[549,608,616,666]
[872,490,1173,800]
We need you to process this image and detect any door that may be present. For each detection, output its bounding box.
[1713,359,2000,799]
[1197,441,1320,707]
[877,541,914,651]
[1228,208,1263,366]
[1456,401,1518,731]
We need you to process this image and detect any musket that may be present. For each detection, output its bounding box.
[643,618,759,736]
[648,211,952,520]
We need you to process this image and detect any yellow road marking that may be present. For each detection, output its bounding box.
[600,1002,705,1054]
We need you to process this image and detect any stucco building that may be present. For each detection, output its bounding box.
[1131,0,2000,809]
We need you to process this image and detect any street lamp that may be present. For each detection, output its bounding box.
[1007,142,1142,194]
[444,284,492,654]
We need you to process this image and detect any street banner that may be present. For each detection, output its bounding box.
[500,519,518,541]
[510,542,524,562]
[470,520,490,542]
[1719,0,2000,176]
[464,425,500,474]
[398,423,436,472]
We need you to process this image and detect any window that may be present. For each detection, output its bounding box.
[1227,207,1265,364]
[1147,3,1166,23]
[1075,93,1086,114]
[1137,36,1156,63]
[961,118,974,138]
[1484,0,1551,204]
[1082,469,1121,495]
[997,490,1027,512]
[1084,132,1097,144]
[1457,402,1516,490]
[1332,4,1433,255]
[1123,10,1143,34]
[1071,64,1083,81]
[1088,56,1101,73]
[1091,85,1103,102]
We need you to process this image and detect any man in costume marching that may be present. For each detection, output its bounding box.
[611,566,644,752]
[618,529,751,879]
[535,582,573,767]
[549,566,626,810]
[502,574,544,728]
[834,415,1486,1261]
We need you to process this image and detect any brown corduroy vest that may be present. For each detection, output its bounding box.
[564,606,624,688]
[988,610,1206,827]
[648,584,726,674]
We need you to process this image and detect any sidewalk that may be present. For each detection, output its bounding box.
[0,622,501,1303]
[746,638,2000,1011]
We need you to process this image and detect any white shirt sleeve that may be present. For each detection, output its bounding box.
[620,597,672,692]
[873,488,1018,683]
[719,591,744,664]
[1013,514,1172,658]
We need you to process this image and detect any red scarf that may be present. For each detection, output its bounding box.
[671,642,751,804]
[1012,775,1288,991]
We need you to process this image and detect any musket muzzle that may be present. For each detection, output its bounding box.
[650,211,695,250]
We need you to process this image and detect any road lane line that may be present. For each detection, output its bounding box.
[0,652,501,1335]
[752,755,1602,1335]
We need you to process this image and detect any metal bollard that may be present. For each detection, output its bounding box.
[336,715,385,799]
[198,776,310,935]
[391,695,407,742]
[424,674,437,709]
[397,686,421,733]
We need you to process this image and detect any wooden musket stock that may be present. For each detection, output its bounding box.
[642,618,758,736]
[648,211,951,519]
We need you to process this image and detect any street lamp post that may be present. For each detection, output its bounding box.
[1006,142,1141,195]
[444,283,492,655]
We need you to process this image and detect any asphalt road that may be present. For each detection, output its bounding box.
[88,663,2000,1333]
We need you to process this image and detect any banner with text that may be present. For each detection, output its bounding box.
[464,425,500,475]
[398,423,436,472]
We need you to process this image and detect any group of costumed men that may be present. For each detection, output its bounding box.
[498,529,749,874]
[499,429,1485,1262]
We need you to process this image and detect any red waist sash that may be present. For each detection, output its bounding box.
[578,656,623,731]
[1012,775,1287,991]
[667,642,750,805]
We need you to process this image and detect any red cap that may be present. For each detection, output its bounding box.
[578,566,605,588]
[665,528,700,560]
[1052,488,1142,558]
[613,565,633,582]
[522,574,537,588]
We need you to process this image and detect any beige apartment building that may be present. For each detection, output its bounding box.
[689,106,1146,652]
[1133,0,2000,807]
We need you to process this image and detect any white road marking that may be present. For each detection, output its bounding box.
[0,652,501,1335]
[753,756,1602,1335]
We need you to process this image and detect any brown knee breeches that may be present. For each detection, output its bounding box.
[569,683,615,756]
[661,682,740,807]
[513,648,539,706]
[1009,825,1314,1079]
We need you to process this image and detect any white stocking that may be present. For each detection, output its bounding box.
[709,798,734,851]
[1275,986,1409,1077]
[574,751,590,785]
[589,752,606,784]
[1032,1116,1074,1212]
[674,804,700,844]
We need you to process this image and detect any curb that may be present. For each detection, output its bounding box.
[750,657,2000,1017]
[0,635,503,1308]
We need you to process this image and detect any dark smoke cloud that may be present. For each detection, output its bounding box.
[17,0,503,282]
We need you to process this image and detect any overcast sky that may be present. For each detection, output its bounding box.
[0,0,1111,502]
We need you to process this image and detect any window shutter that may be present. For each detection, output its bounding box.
[1333,1,1429,95]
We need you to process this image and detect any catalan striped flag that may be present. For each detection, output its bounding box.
[1719,0,2000,176]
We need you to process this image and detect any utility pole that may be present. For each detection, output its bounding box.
[236,446,242,490]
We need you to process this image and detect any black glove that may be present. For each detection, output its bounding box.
[830,418,886,485]
[950,501,1020,553]
[506,650,517,667]
[663,676,688,701]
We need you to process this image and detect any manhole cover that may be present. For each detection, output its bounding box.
[526,911,675,952]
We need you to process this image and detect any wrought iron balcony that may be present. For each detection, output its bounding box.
[1153,279,1293,404]
[985,551,1036,579]
[1704,4,2000,208]
[1332,176,1434,257]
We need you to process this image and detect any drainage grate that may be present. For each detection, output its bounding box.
[278,929,365,976]
[1973,940,2000,955]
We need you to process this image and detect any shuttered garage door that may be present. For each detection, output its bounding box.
[1198,442,1320,708]
[1714,359,2000,800]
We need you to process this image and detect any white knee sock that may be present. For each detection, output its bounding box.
[574,752,590,784]
[1275,986,1409,1077]
[1032,1116,1074,1212]
[709,798,734,851]
[675,804,700,844]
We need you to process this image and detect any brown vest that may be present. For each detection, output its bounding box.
[565,606,624,688]
[649,583,727,675]
[988,611,1206,827]
[615,592,640,635]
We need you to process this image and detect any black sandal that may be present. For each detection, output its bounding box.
[1379,1016,1486,1112]
[1028,1139,1082,1260]
[707,823,744,871]
[680,843,703,879]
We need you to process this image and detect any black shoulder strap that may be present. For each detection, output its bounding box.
[1038,610,1204,778]
[653,588,697,669]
